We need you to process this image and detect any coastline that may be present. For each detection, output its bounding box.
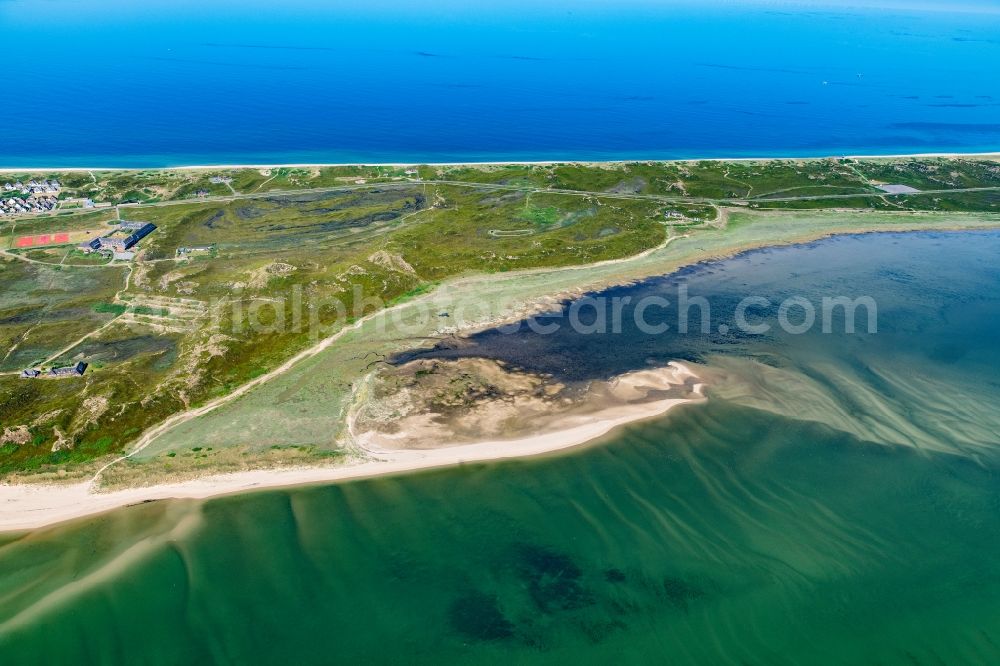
[0,365,704,532]
[1,151,999,173]
[2,199,999,532]
[4,215,998,532]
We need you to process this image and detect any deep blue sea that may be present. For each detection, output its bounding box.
[2,0,1000,166]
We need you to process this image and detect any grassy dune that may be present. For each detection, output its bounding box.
[132,208,1000,482]
[2,157,1000,480]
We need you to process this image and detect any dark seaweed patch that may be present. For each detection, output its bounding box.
[576,618,627,645]
[927,342,967,364]
[604,568,627,583]
[659,576,705,611]
[874,268,917,284]
[515,543,593,613]
[448,591,515,641]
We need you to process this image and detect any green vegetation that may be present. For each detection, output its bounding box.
[62,249,113,266]
[391,282,439,305]
[430,157,1000,213]
[520,205,561,227]
[1,157,999,479]
[130,305,169,316]
[93,302,127,315]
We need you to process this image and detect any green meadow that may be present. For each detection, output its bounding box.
[2,157,999,480]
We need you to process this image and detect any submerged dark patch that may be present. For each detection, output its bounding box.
[515,543,594,613]
[604,568,627,583]
[447,591,515,641]
[658,576,705,611]
[575,618,628,644]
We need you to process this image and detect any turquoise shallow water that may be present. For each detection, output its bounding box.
[2,0,1000,166]
[1,230,999,664]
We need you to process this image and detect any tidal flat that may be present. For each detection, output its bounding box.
[2,229,999,664]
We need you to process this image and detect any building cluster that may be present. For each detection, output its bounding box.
[21,361,88,379]
[2,179,61,215]
[2,180,60,214]
[1,196,57,216]
[1,179,62,216]
[4,179,61,195]
[79,221,157,256]
[209,176,232,184]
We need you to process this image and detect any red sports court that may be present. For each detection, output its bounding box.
[14,233,70,248]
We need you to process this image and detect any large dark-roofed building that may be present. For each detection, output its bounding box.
[125,223,156,247]
[105,223,156,251]
[78,237,102,252]
[49,361,88,377]
[79,223,157,254]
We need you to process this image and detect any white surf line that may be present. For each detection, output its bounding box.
[2,150,999,173]
[1,377,703,533]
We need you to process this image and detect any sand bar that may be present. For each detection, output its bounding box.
[0,365,703,533]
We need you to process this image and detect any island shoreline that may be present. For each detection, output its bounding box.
[1,150,999,173]
[2,203,999,533]
[0,367,704,533]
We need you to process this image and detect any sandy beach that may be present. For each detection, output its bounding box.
[2,154,997,533]
[0,364,704,532]
[4,210,998,532]
[1,151,999,173]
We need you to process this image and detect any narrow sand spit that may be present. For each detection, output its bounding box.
[0,363,703,532]
[2,151,999,173]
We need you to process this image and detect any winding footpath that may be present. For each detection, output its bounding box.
[89,230,693,487]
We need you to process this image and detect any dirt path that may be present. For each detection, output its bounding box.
[89,229,692,486]
[37,263,133,367]
[11,174,1000,226]
[89,296,423,486]
[11,175,1000,227]
[39,317,120,368]
[0,248,115,268]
